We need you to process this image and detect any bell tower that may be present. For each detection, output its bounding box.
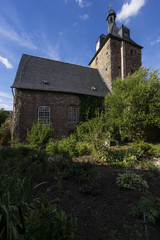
[106,7,116,35]
[89,7,143,90]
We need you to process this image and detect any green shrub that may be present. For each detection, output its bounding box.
[0,109,10,127]
[0,119,11,145]
[76,113,109,144]
[0,146,48,181]
[0,173,43,240]
[152,143,160,157]
[131,197,160,224]
[134,140,155,159]
[106,148,139,167]
[75,142,90,156]
[47,135,77,159]
[25,200,78,240]
[116,171,149,192]
[27,121,53,149]
[63,161,99,184]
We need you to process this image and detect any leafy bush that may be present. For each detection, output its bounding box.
[0,173,42,240]
[0,119,11,145]
[116,171,149,192]
[152,143,160,157]
[131,197,160,224]
[0,146,48,182]
[27,121,53,149]
[134,141,155,159]
[0,109,10,127]
[63,161,100,184]
[106,148,139,167]
[75,142,90,156]
[76,113,109,144]
[25,199,78,240]
[47,134,77,159]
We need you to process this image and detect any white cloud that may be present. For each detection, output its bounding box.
[151,38,160,46]
[80,14,89,20]
[0,95,13,110]
[38,32,60,61]
[117,0,146,22]
[0,17,37,50]
[0,92,12,99]
[75,0,92,8]
[0,102,13,110]
[0,56,13,69]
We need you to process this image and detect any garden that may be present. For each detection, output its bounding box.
[0,67,160,240]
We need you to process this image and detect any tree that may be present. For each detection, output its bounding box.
[105,67,160,141]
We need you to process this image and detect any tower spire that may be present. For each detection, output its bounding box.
[106,6,116,34]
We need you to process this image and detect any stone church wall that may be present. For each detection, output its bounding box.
[90,37,142,89]
[125,42,142,76]
[12,89,80,141]
[90,38,112,90]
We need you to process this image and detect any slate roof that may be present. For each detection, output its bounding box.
[11,54,110,97]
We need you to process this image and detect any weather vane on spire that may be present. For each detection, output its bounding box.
[109,3,113,9]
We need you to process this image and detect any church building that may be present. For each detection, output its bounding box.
[11,8,143,141]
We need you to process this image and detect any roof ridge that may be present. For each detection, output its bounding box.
[22,53,96,71]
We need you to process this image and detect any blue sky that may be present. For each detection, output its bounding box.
[0,0,160,110]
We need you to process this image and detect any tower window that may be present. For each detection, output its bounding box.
[130,49,133,56]
[110,16,112,22]
[68,106,78,123]
[38,106,50,126]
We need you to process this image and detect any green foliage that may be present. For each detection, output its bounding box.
[0,119,10,140]
[0,146,78,240]
[0,108,10,127]
[25,199,78,240]
[106,148,139,167]
[76,113,110,160]
[76,113,108,143]
[105,67,160,141]
[0,173,41,239]
[75,142,91,156]
[78,95,103,122]
[27,120,53,149]
[131,197,160,224]
[152,143,160,157]
[63,161,100,184]
[47,134,77,159]
[116,171,149,192]
[134,141,155,159]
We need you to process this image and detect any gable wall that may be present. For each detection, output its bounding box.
[90,37,142,89]
[12,89,80,141]
[90,38,112,89]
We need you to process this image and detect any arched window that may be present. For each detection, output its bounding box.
[38,106,50,126]
[68,106,78,123]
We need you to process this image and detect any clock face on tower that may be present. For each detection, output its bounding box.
[96,39,100,52]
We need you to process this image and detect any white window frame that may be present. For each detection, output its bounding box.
[68,106,78,123]
[38,106,50,126]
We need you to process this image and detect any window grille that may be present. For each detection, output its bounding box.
[38,106,50,126]
[68,106,78,123]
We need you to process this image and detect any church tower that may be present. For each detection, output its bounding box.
[89,7,143,90]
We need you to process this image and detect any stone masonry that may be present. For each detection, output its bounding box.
[12,89,80,141]
[90,36,142,89]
